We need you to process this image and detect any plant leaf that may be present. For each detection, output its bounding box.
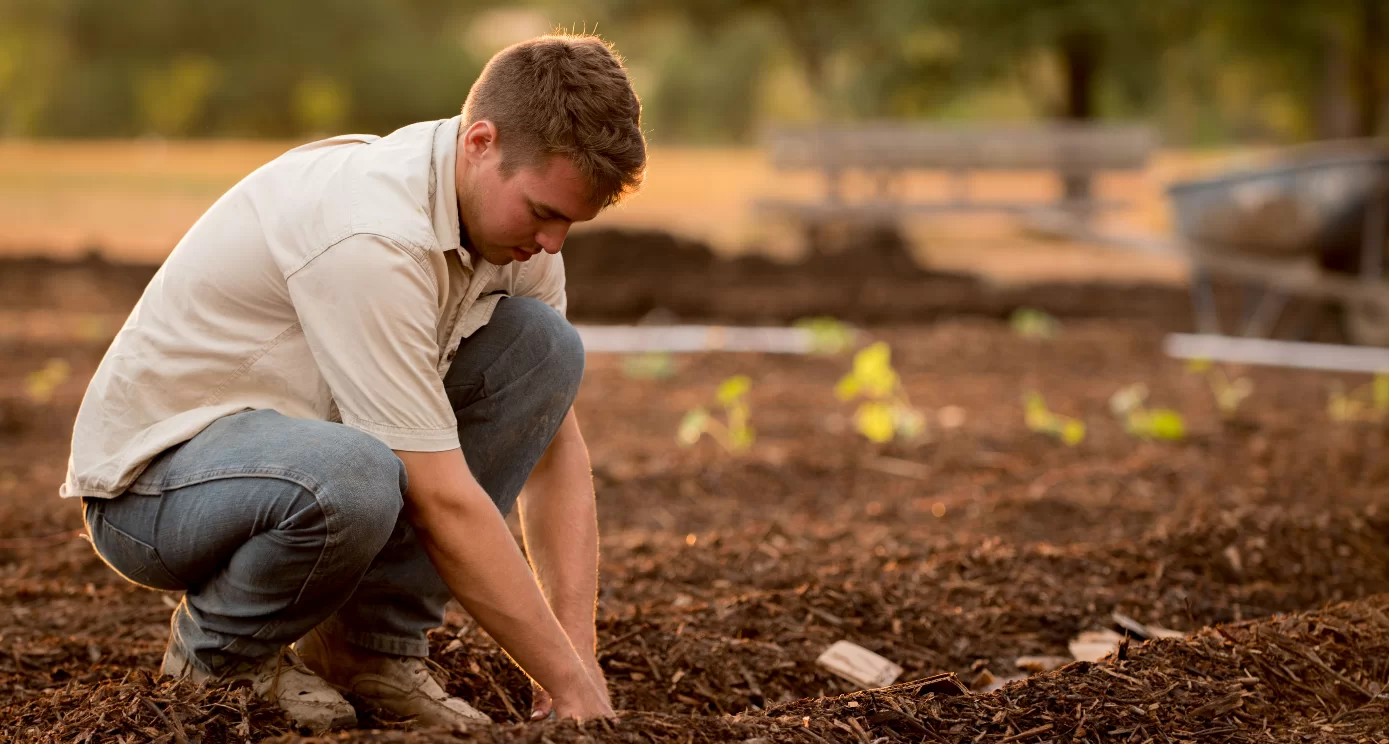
[894,406,927,441]
[1147,409,1186,441]
[1060,418,1086,446]
[854,402,896,444]
[1109,383,1148,417]
[676,408,709,447]
[834,373,861,401]
[730,424,755,452]
[716,375,751,405]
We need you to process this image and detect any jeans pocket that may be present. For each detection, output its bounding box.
[86,504,185,591]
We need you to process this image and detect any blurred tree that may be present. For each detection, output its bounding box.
[1204,0,1386,138]
[926,0,1195,123]
[0,0,485,137]
[0,0,1380,143]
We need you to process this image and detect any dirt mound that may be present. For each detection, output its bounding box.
[0,232,1199,328]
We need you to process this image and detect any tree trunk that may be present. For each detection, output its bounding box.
[1059,30,1100,121]
[1350,0,1384,137]
[1058,30,1101,204]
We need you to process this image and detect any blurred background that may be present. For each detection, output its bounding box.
[1,0,1387,340]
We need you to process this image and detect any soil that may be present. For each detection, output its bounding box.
[2,251,1387,742]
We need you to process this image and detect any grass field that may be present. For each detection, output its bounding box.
[0,138,1257,285]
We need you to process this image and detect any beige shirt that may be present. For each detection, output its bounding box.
[61,117,567,499]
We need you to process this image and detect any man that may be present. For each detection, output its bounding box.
[61,34,645,732]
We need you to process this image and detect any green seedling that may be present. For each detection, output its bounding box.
[793,316,856,355]
[1023,392,1086,445]
[1327,372,1389,423]
[834,342,926,444]
[23,359,71,404]
[622,351,676,380]
[1009,307,1060,341]
[677,375,755,453]
[1109,383,1186,441]
[1185,358,1253,418]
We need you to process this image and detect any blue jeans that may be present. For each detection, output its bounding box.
[82,297,584,673]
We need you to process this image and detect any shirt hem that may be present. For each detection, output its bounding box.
[344,418,460,452]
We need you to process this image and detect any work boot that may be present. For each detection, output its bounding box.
[296,625,491,728]
[161,642,357,733]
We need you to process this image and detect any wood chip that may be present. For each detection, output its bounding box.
[816,641,903,689]
[1068,629,1125,662]
[1015,655,1072,673]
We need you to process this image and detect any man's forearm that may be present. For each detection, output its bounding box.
[394,448,603,712]
[520,409,599,654]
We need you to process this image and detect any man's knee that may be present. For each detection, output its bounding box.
[488,296,585,394]
[315,427,406,549]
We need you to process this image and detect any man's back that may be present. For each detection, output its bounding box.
[63,118,551,499]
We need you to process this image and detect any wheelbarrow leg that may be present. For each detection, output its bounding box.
[1239,285,1288,339]
[1190,266,1221,335]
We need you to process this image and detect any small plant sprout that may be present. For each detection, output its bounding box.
[1109,383,1186,441]
[1009,307,1060,341]
[23,359,71,404]
[793,316,856,355]
[1327,372,1389,423]
[834,342,926,444]
[1184,358,1253,418]
[677,375,755,453]
[622,351,676,380]
[1023,393,1085,445]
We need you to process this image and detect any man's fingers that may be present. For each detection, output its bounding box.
[530,684,554,720]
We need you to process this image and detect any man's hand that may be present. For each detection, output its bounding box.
[393,447,610,721]
[518,409,610,721]
[531,655,609,720]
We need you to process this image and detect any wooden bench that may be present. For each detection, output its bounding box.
[754,123,1156,229]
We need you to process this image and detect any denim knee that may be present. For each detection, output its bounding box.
[316,428,407,553]
[493,296,585,394]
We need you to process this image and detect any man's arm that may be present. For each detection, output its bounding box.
[393,446,612,720]
[517,408,606,716]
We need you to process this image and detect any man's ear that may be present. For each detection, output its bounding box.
[461,120,498,164]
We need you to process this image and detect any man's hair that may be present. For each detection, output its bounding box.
[462,34,646,208]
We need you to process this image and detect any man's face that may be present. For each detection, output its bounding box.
[456,121,601,266]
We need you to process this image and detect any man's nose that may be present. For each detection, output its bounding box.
[537,224,569,254]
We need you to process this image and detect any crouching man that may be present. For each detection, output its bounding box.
[60,34,645,732]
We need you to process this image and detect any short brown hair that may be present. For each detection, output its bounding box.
[463,34,646,208]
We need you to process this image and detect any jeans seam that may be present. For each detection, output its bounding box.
[247,480,338,643]
[162,467,324,493]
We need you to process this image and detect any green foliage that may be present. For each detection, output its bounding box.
[1109,383,1186,441]
[1009,307,1060,341]
[835,342,925,444]
[135,56,220,136]
[1023,392,1086,446]
[1185,358,1253,418]
[621,352,677,380]
[677,375,755,453]
[0,0,1376,143]
[1327,373,1389,424]
[24,359,70,404]
[793,316,856,355]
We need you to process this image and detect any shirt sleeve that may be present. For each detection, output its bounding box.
[286,235,460,451]
[516,252,568,317]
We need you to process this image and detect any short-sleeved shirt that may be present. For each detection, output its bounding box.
[61,116,568,499]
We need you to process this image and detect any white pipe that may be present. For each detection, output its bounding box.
[575,325,815,354]
[1164,333,1389,373]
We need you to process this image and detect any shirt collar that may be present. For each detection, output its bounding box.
[430,116,471,269]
